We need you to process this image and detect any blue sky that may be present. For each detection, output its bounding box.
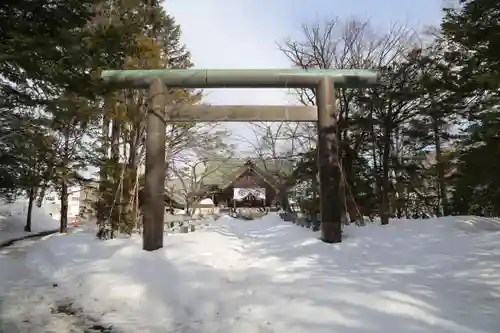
[165,0,444,141]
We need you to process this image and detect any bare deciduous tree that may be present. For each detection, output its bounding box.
[168,125,234,215]
[278,17,419,224]
[236,122,305,210]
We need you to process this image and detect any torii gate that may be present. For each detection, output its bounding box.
[101,69,379,251]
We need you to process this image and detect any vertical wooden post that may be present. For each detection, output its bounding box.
[143,78,167,251]
[316,77,342,243]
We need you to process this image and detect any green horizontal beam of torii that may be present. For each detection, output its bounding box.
[99,68,379,251]
[100,68,379,88]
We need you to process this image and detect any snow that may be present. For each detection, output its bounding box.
[0,201,106,332]
[199,198,214,205]
[0,200,72,331]
[192,197,218,216]
[0,199,60,244]
[26,214,500,333]
[0,238,90,332]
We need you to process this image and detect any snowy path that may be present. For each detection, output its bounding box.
[25,215,500,333]
[0,238,111,333]
[174,217,500,333]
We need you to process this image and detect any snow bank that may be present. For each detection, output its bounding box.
[26,214,500,333]
[199,198,214,205]
[192,197,218,216]
[449,215,500,232]
[0,199,59,244]
[0,238,88,333]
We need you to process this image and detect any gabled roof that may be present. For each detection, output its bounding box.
[201,157,293,186]
[162,158,294,202]
[217,160,280,190]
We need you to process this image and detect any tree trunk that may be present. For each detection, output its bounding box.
[404,187,409,218]
[393,128,404,218]
[186,201,193,216]
[24,187,37,232]
[110,116,121,234]
[370,108,380,219]
[278,182,291,212]
[135,173,141,230]
[165,125,175,174]
[60,180,69,233]
[36,186,45,208]
[380,123,391,225]
[339,174,348,223]
[433,121,448,216]
[59,124,71,233]
[311,176,318,220]
[342,147,362,224]
[126,124,141,223]
[97,115,110,225]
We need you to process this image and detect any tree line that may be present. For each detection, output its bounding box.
[1,0,497,241]
[259,0,499,228]
[0,0,232,236]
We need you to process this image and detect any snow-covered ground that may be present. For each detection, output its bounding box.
[0,199,110,332]
[0,199,59,244]
[0,238,92,333]
[25,214,500,333]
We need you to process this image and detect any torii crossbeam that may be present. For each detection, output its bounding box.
[101,68,379,251]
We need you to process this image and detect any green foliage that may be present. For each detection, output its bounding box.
[94,159,139,236]
[291,149,317,184]
[92,1,203,237]
[2,0,499,238]
[442,0,500,92]
[299,197,320,216]
[440,0,500,216]
[0,0,154,231]
[450,107,500,215]
[282,2,500,222]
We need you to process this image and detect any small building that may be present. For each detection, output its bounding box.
[80,158,293,217]
[164,158,292,210]
[210,160,281,208]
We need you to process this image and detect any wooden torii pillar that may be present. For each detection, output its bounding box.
[101,69,379,251]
